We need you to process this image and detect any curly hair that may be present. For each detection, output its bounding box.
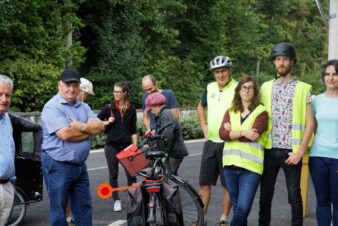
[230,75,261,113]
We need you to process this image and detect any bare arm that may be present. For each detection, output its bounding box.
[84,118,105,135]
[197,101,208,139]
[69,118,105,136]
[285,103,314,165]
[143,111,151,132]
[55,127,89,141]
[131,134,138,145]
[170,107,180,120]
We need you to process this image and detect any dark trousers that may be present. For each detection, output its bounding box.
[309,157,338,226]
[259,148,303,226]
[104,145,136,201]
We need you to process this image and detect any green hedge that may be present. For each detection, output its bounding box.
[90,115,203,149]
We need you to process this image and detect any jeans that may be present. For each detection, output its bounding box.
[309,156,338,226]
[223,166,261,226]
[104,145,136,201]
[259,148,303,226]
[41,152,92,226]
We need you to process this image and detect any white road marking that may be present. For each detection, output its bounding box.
[107,220,126,226]
[87,166,108,171]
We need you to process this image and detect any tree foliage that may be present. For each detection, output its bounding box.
[0,0,328,112]
[0,0,85,111]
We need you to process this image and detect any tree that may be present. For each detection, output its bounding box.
[0,0,85,111]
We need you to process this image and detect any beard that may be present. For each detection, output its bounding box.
[276,65,292,77]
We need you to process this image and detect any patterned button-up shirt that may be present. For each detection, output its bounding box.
[271,79,311,149]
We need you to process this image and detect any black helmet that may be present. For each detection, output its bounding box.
[271,43,297,64]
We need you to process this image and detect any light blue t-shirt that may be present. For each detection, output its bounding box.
[41,93,97,164]
[310,93,338,159]
[0,112,15,179]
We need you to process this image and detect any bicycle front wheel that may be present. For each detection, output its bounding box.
[7,189,27,226]
[169,175,204,226]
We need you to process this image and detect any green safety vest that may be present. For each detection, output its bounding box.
[261,79,311,152]
[222,105,268,175]
[207,79,237,142]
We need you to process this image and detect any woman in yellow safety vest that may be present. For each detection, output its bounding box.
[219,75,268,226]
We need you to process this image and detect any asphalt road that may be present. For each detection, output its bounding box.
[18,140,317,226]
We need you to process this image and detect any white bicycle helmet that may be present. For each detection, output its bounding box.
[210,56,232,70]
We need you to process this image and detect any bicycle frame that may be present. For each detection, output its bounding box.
[97,135,205,226]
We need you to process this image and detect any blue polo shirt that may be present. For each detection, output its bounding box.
[41,93,97,164]
[0,111,15,179]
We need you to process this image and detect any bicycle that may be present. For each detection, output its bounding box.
[98,135,204,226]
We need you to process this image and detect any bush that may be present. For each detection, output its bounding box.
[180,116,203,140]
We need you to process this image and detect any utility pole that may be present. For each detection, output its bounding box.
[328,0,338,60]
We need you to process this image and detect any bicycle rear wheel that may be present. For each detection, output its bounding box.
[170,175,204,226]
[7,189,27,226]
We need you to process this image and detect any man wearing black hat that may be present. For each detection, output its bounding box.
[41,68,104,226]
[259,43,314,226]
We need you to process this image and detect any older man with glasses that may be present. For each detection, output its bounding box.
[141,74,180,134]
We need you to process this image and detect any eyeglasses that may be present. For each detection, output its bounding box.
[113,90,123,94]
[240,86,254,92]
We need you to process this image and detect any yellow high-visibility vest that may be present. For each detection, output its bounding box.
[222,105,268,175]
[261,79,311,152]
[206,79,237,142]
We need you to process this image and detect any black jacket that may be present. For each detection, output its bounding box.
[9,113,42,160]
[97,101,137,148]
[154,107,188,159]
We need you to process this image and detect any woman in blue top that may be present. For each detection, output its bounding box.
[309,59,338,226]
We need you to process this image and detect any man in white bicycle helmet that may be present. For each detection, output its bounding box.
[197,56,238,226]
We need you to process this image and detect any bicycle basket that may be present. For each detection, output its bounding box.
[116,144,149,177]
[148,138,167,153]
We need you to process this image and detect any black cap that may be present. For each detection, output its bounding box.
[60,69,81,83]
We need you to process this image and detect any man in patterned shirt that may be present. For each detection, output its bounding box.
[258,43,314,226]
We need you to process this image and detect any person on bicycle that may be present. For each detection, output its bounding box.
[197,55,237,225]
[219,75,268,226]
[0,75,15,226]
[144,92,188,175]
[97,82,138,212]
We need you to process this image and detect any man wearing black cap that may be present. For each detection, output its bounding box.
[259,43,314,226]
[41,68,104,226]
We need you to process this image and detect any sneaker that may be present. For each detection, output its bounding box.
[67,218,75,226]
[114,200,122,212]
[215,220,229,226]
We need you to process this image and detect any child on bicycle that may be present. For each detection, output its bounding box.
[144,92,188,175]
